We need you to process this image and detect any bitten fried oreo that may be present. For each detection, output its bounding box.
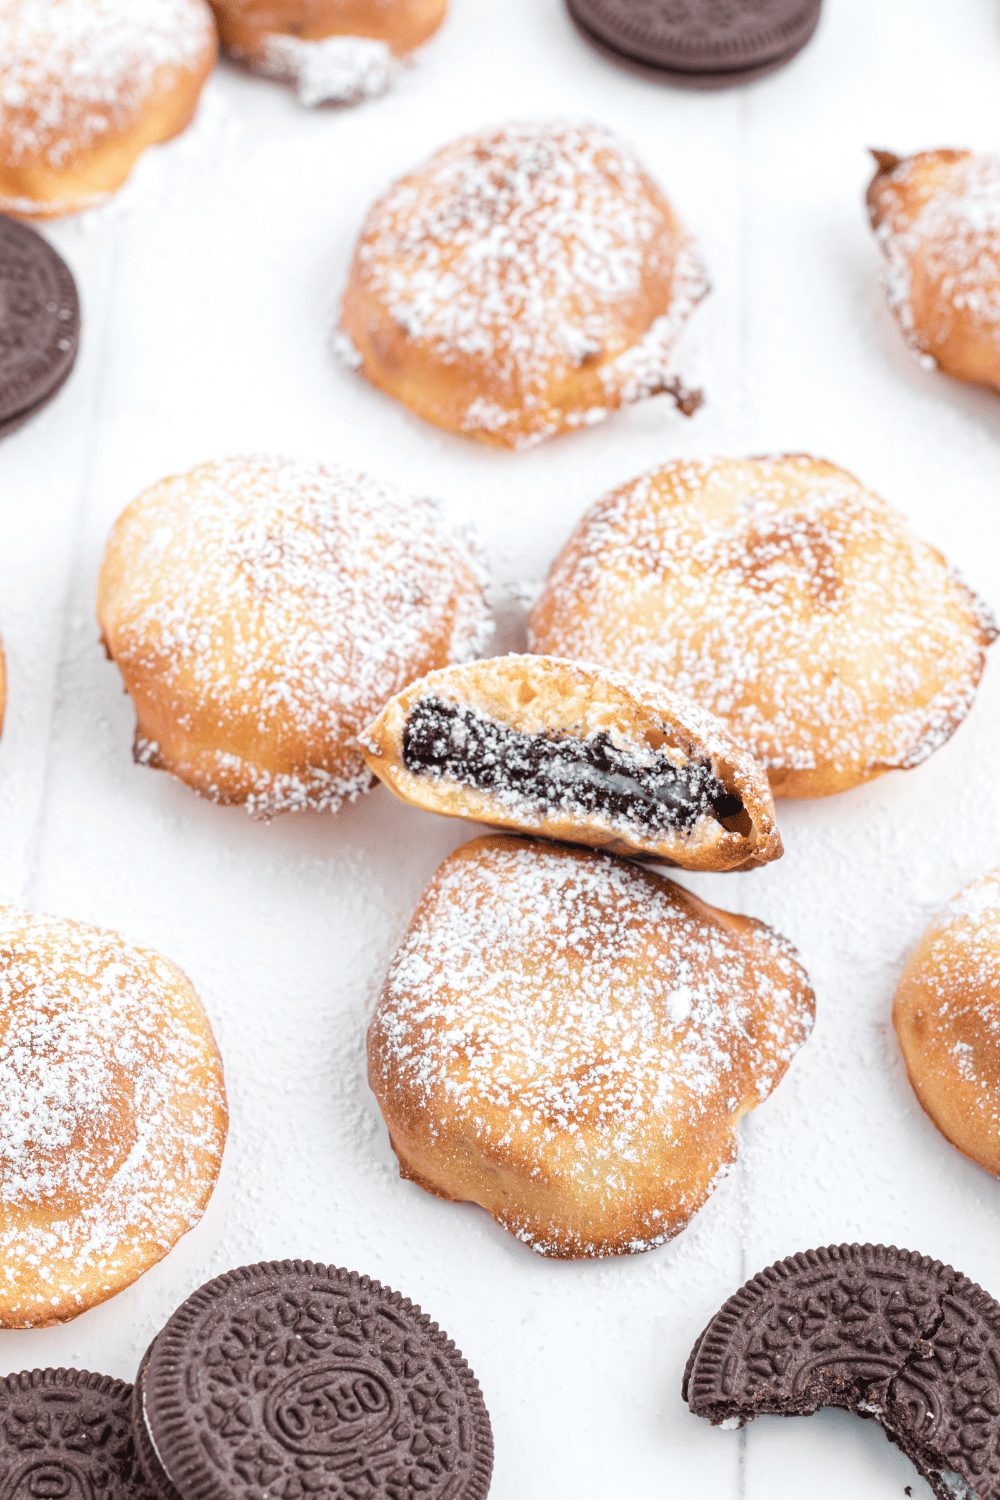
[530,454,997,798]
[0,215,80,437]
[684,1243,1000,1500]
[360,655,781,870]
[868,149,1000,397]
[0,1368,154,1500]
[134,1260,494,1500]
[338,119,707,450]
[566,0,822,90]
[0,905,227,1326]
[368,835,814,1258]
[894,866,1000,1180]
[97,455,491,818]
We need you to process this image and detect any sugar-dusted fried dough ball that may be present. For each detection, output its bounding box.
[97,455,492,816]
[868,148,1000,396]
[0,905,227,1326]
[360,654,782,870]
[210,0,446,106]
[368,835,814,1258]
[0,0,217,220]
[338,119,707,449]
[894,867,1000,1180]
[530,454,996,798]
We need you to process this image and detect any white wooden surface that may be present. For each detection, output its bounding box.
[2,0,1000,1493]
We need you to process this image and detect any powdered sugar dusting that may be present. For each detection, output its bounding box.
[101,455,492,817]
[0,0,214,191]
[875,154,1000,366]
[0,905,226,1322]
[260,34,397,107]
[530,456,996,780]
[344,119,707,447]
[929,868,1000,935]
[371,839,813,1256]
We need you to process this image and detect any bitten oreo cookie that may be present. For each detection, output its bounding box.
[566,0,822,89]
[135,1260,494,1500]
[684,1243,1000,1500]
[0,214,80,436]
[0,1368,153,1500]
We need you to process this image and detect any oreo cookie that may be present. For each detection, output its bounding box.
[134,1260,494,1500]
[0,214,80,438]
[684,1243,1000,1500]
[566,0,822,90]
[0,1367,154,1500]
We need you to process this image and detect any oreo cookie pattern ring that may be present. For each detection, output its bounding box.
[135,1260,494,1500]
[0,1368,156,1500]
[684,1243,1000,1500]
[566,0,822,88]
[0,215,80,437]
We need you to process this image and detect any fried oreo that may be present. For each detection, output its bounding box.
[684,1243,1000,1500]
[530,454,997,798]
[0,215,80,437]
[0,1368,154,1500]
[894,866,1000,1180]
[360,655,781,870]
[868,149,1000,399]
[134,1260,494,1500]
[369,835,814,1258]
[566,0,822,89]
[338,119,706,450]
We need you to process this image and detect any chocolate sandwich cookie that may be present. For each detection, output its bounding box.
[684,1243,1000,1500]
[0,215,80,437]
[566,0,822,90]
[134,1260,494,1500]
[0,1368,154,1500]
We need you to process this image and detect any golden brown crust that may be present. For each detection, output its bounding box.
[894,868,1000,1180]
[96,455,491,817]
[867,147,1000,394]
[368,835,815,1259]
[529,454,996,798]
[359,654,782,871]
[210,0,446,58]
[338,120,707,450]
[0,0,217,220]
[0,905,227,1326]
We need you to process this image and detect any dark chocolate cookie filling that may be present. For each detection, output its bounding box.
[402,697,746,834]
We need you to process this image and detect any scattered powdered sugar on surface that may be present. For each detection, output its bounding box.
[531,457,996,777]
[260,34,397,108]
[348,119,707,446]
[876,153,1000,365]
[105,455,493,817]
[0,906,225,1317]
[371,840,813,1255]
[0,0,214,182]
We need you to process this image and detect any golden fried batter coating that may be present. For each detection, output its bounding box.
[368,835,814,1258]
[868,148,1000,395]
[0,905,227,1326]
[0,0,217,219]
[895,868,1000,1180]
[210,0,445,60]
[338,119,707,449]
[97,455,491,817]
[530,455,996,798]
